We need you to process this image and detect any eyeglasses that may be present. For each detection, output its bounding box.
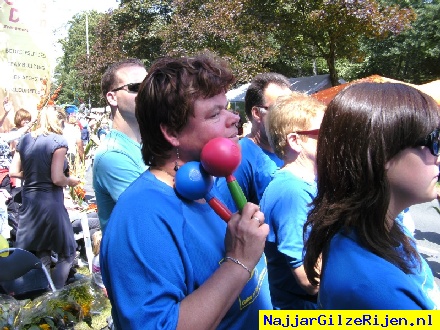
[294,129,320,136]
[111,82,141,93]
[254,105,269,114]
[416,129,440,156]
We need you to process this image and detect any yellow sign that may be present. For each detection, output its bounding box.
[260,310,440,329]
[0,0,52,131]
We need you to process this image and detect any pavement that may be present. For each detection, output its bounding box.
[409,199,440,286]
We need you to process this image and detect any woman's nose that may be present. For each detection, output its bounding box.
[225,109,240,124]
[231,111,240,127]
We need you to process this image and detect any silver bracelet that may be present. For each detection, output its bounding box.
[224,256,252,278]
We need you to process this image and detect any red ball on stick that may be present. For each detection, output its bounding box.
[200,137,241,177]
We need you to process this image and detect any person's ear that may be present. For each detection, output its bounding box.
[251,106,264,123]
[287,133,302,153]
[106,91,117,107]
[160,123,179,147]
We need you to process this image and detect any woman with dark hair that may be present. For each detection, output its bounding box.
[101,53,272,329]
[304,82,440,309]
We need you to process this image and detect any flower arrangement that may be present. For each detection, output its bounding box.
[68,156,87,209]
[0,277,107,329]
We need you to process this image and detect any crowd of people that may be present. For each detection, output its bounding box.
[0,100,110,289]
[1,51,440,329]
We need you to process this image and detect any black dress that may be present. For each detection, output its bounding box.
[15,133,76,257]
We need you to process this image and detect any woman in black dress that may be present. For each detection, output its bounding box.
[9,106,81,289]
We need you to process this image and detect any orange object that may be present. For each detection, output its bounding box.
[74,186,86,200]
[312,75,440,106]
[87,203,98,212]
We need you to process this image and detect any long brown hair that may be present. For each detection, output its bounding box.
[304,82,440,286]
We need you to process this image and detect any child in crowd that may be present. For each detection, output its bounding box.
[91,230,106,296]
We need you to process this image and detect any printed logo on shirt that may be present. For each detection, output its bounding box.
[220,256,268,310]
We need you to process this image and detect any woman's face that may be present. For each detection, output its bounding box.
[176,92,240,162]
[386,146,440,212]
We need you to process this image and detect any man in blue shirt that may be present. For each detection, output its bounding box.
[216,73,291,210]
[93,59,147,234]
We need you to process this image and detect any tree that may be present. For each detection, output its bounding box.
[162,0,416,85]
[55,11,109,107]
[273,0,416,85]
[56,0,424,101]
[57,1,172,108]
[104,0,171,66]
[161,0,283,83]
[350,0,440,84]
[74,12,126,107]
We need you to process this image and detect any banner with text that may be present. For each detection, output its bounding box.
[0,0,51,131]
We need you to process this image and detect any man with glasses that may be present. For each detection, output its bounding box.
[93,59,148,234]
[216,72,292,209]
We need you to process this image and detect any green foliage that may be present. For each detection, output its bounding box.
[55,0,437,106]
[161,0,416,84]
[55,11,108,107]
[272,0,416,85]
[105,0,171,66]
[347,0,440,84]
[56,1,171,108]
[161,0,278,83]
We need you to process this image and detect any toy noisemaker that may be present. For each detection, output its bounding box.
[175,161,232,222]
[200,137,247,212]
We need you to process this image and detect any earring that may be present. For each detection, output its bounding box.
[174,148,180,172]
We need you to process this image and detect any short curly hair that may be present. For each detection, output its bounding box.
[136,52,236,166]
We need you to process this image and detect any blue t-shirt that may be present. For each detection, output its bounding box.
[261,169,318,309]
[215,137,283,211]
[92,129,146,233]
[319,228,440,309]
[101,170,272,329]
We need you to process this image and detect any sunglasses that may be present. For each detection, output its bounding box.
[111,82,141,93]
[295,128,320,136]
[416,129,440,156]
